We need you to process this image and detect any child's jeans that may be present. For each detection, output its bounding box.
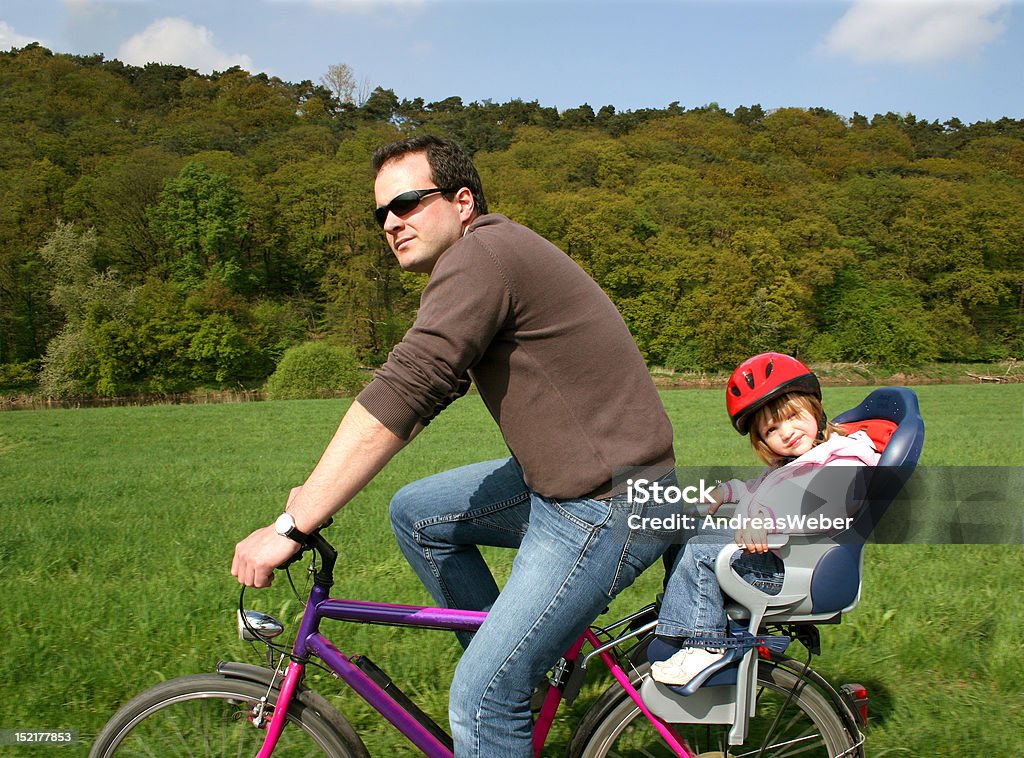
[657,527,784,643]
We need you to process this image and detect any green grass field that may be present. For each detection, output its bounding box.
[1,384,1022,756]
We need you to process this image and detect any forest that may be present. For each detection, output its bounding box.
[1,43,1022,398]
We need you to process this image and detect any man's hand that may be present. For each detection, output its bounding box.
[231,524,301,588]
[230,401,409,588]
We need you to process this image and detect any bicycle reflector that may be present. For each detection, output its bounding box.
[839,683,869,726]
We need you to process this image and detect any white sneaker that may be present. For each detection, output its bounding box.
[650,646,726,686]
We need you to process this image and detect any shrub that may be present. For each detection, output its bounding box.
[811,280,937,369]
[38,329,97,397]
[264,341,367,400]
[0,361,40,392]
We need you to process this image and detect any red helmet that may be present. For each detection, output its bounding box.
[726,352,820,434]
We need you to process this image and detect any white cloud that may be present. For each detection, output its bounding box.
[0,20,43,50]
[117,17,253,72]
[821,0,1010,64]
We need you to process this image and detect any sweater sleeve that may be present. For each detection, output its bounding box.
[722,469,771,509]
[356,234,512,439]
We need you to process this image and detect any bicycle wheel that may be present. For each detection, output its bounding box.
[570,660,861,757]
[90,672,367,757]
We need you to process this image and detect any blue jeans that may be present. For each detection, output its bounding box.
[389,457,674,758]
[657,527,784,643]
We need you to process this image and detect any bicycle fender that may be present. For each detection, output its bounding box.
[217,661,293,689]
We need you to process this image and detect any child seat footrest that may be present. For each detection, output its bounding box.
[647,623,791,697]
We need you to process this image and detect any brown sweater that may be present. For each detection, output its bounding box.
[357,214,674,499]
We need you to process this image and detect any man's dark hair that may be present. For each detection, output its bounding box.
[371,135,488,216]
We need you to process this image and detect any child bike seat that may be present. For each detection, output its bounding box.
[642,387,924,744]
[718,385,924,623]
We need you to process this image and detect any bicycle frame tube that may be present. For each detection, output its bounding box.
[307,633,455,756]
[258,584,694,758]
[531,636,585,754]
[258,583,487,758]
[583,629,693,758]
[256,659,305,758]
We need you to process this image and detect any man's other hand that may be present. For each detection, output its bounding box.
[231,525,301,588]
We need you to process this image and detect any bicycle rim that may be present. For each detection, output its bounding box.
[90,673,352,757]
[572,662,860,757]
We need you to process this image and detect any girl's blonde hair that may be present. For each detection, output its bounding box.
[747,392,846,466]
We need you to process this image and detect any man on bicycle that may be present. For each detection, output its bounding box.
[232,135,676,758]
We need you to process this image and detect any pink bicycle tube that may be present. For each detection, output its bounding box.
[256,660,305,758]
[584,629,693,757]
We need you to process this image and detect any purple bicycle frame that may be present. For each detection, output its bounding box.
[255,582,693,757]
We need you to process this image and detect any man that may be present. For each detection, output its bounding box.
[232,135,675,757]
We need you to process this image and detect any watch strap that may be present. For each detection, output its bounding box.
[276,513,311,546]
[282,523,310,546]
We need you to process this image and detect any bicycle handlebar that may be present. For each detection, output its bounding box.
[276,518,337,588]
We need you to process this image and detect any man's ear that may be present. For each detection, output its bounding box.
[455,187,476,223]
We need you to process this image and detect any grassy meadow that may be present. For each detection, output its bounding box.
[1,384,1023,756]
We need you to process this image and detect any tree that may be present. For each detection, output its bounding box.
[320,63,370,107]
[67,147,181,277]
[149,162,250,290]
[561,103,596,128]
[36,222,137,396]
[733,104,766,128]
[810,274,937,368]
[3,45,1024,385]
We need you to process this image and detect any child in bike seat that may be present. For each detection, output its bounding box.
[651,352,881,687]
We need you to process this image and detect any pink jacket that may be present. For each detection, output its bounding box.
[719,431,882,534]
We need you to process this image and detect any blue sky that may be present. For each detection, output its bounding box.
[2,0,1020,124]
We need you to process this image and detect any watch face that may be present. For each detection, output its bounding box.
[275,512,295,535]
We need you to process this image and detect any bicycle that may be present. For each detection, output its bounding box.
[91,385,923,757]
[89,524,867,758]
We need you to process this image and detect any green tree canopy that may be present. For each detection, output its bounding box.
[1,44,1021,396]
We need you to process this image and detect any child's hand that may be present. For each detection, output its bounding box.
[735,525,769,553]
[706,484,727,515]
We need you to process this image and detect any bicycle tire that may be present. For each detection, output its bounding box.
[89,672,368,758]
[569,659,861,758]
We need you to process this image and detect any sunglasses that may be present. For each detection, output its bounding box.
[375,187,457,227]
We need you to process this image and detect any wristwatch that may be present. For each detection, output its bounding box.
[274,512,311,546]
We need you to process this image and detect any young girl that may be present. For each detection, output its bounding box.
[651,352,881,687]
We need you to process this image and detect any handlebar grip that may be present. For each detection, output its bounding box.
[274,517,333,571]
[276,547,307,571]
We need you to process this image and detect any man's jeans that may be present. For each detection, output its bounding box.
[389,457,674,758]
[656,528,784,642]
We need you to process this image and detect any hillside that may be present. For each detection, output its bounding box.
[1,45,1021,399]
